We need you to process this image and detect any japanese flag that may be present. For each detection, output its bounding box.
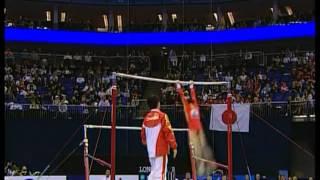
[209,104,250,132]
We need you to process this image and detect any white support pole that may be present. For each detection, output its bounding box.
[83,126,89,180]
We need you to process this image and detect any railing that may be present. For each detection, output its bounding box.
[5,50,313,70]
[4,101,315,124]
[5,52,149,61]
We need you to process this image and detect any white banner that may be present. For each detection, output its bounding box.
[4,175,139,180]
[209,103,250,132]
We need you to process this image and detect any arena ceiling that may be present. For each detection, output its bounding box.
[6,0,313,25]
[18,0,248,5]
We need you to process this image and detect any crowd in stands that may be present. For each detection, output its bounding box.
[4,161,314,180]
[4,48,151,108]
[5,161,39,176]
[182,171,314,180]
[4,48,315,109]
[161,49,315,106]
[4,11,313,32]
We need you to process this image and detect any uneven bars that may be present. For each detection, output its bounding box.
[193,155,229,169]
[114,72,229,85]
[84,124,188,132]
[87,154,111,168]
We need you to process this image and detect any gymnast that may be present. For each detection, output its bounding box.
[176,81,217,176]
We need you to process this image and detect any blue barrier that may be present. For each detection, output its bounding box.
[5,21,315,46]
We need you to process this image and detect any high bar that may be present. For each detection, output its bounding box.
[84,124,189,132]
[114,72,229,85]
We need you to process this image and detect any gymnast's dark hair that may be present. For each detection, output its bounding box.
[147,95,160,109]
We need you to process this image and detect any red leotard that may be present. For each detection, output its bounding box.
[177,85,202,131]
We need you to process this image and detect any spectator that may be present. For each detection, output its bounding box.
[256,173,261,180]
[29,93,40,109]
[200,54,206,67]
[224,72,233,89]
[205,95,214,105]
[98,87,107,99]
[63,52,73,60]
[84,52,93,63]
[280,81,289,93]
[19,166,28,176]
[244,174,250,180]
[105,169,110,180]
[76,73,85,86]
[5,48,15,60]
[73,53,82,61]
[131,94,139,106]
[239,71,248,82]
[70,95,79,104]
[121,88,130,105]
[183,172,191,180]
[169,49,178,68]
[31,50,39,61]
[11,163,20,176]
[235,80,242,92]
[273,55,281,64]
[278,175,285,180]
[5,162,13,176]
[106,86,113,97]
[59,95,69,112]
[53,95,61,105]
[98,95,110,107]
